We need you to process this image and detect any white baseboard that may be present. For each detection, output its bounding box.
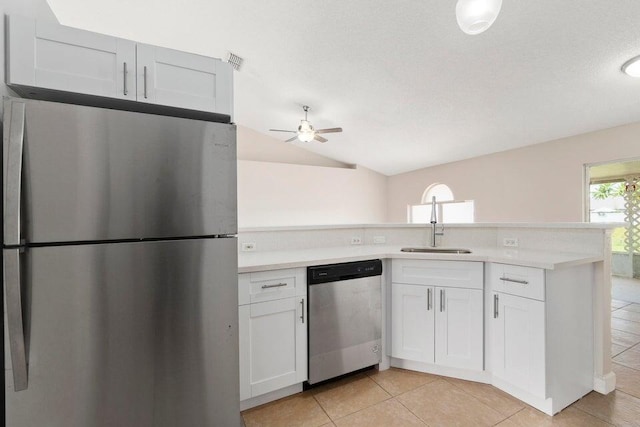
[389,357,490,384]
[593,372,616,394]
[239,383,303,411]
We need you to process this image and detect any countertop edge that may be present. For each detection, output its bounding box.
[238,247,604,273]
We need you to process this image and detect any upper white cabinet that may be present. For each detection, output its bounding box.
[391,259,484,371]
[136,44,232,114]
[7,15,136,100]
[6,15,233,116]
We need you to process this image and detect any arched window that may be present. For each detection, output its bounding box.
[422,183,454,203]
[408,183,474,224]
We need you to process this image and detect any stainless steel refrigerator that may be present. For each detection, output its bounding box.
[2,97,241,426]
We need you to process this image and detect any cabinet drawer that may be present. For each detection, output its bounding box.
[239,268,306,305]
[490,263,545,301]
[392,259,483,290]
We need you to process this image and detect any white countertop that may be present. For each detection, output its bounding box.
[238,245,604,273]
[239,222,624,232]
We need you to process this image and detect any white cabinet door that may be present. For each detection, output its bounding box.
[7,15,136,100]
[239,296,306,400]
[491,292,546,398]
[136,44,233,115]
[435,287,483,370]
[391,283,435,363]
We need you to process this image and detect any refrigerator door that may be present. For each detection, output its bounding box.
[3,238,240,427]
[2,97,236,246]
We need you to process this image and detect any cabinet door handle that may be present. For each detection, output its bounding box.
[143,66,148,99]
[300,298,305,323]
[440,289,445,312]
[500,277,528,285]
[123,62,128,95]
[261,282,287,289]
[427,288,432,311]
[494,294,499,318]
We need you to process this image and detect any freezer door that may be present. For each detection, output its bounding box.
[3,97,236,245]
[3,238,240,427]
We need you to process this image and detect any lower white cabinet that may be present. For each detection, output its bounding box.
[238,268,307,401]
[491,292,546,397]
[488,262,594,415]
[391,260,484,371]
[435,287,483,370]
[391,284,434,362]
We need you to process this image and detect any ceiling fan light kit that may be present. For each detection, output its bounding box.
[622,56,640,77]
[269,105,343,143]
[456,0,503,35]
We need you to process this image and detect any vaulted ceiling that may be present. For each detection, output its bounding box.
[47,0,640,175]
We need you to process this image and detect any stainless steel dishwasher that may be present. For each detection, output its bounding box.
[307,259,383,385]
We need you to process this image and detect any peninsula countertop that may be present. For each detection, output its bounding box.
[238,245,603,273]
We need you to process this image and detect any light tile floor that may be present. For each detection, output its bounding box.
[242,298,640,427]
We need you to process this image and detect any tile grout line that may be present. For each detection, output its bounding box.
[440,376,516,423]
[313,375,394,423]
[491,406,527,426]
[572,401,616,426]
[311,393,334,426]
[393,394,431,427]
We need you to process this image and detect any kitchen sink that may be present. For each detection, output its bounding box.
[400,247,472,254]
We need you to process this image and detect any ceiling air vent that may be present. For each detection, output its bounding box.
[227,52,243,71]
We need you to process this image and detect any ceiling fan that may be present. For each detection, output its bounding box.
[269,105,343,143]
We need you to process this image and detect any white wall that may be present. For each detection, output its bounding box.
[0,1,57,117]
[238,160,387,227]
[387,122,640,223]
[237,125,388,227]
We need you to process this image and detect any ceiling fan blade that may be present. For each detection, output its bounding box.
[316,127,343,134]
[269,129,297,133]
[285,135,299,142]
[314,134,328,143]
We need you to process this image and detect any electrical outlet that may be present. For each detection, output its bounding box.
[373,236,386,244]
[503,237,519,247]
[241,242,256,252]
[350,236,363,245]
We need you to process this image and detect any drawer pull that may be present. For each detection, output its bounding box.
[261,282,287,289]
[499,277,529,285]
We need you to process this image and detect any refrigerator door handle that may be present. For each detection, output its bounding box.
[5,249,29,391]
[4,101,26,246]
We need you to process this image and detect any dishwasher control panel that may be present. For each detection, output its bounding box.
[307,259,383,285]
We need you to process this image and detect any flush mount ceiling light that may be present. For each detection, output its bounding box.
[456,0,503,35]
[622,56,640,77]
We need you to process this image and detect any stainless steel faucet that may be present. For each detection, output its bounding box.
[429,196,444,247]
